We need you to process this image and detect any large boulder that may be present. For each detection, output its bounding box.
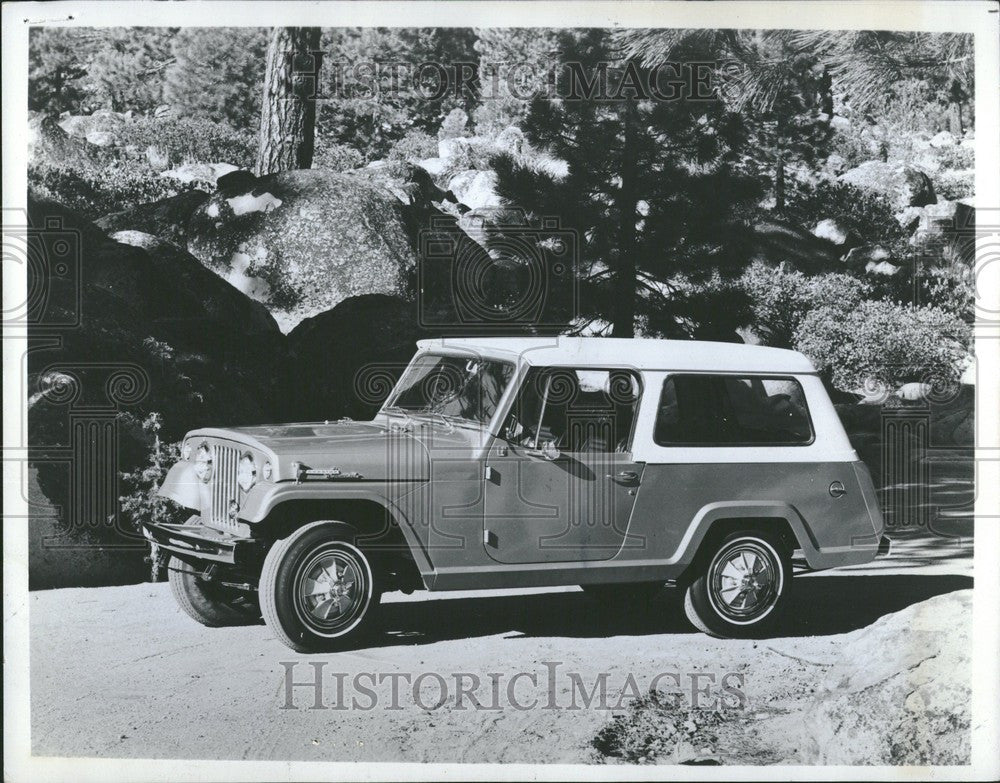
[838,161,936,211]
[283,295,427,422]
[447,169,501,210]
[186,169,419,333]
[748,219,842,274]
[28,112,94,169]
[160,162,239,187]
[96,190,210,246]
[26,194,284,588]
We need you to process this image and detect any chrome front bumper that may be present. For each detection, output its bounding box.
[142,519,260,566]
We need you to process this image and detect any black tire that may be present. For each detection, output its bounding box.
[580,582,664,605]
[168,556,261,627]
[683,530,790,638]
[259,521,380,653]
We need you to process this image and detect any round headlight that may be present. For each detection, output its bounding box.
[193,442,212,482]
[262,460,273,481]
[238,452,257,492]
[181,440,192,461]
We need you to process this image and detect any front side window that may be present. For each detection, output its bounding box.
[384,353,515,426]
[654,374,813,446]
[503,367,642,453]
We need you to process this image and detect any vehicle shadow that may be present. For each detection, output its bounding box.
[370,574,972,647]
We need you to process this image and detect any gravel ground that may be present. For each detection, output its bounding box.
[30,534,972,764]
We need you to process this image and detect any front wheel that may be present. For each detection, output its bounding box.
[259,522,380,653]
[683,530,790,638]
[168,556,261,627]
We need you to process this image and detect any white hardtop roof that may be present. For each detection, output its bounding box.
[415,337,816,374]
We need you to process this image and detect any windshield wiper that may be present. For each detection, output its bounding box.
[383,405,415,430]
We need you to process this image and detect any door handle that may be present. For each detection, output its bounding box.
[608,470,639,483]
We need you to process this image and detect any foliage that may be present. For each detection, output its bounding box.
[312,138,365,171]
[742,262,871,347]
[117,412,187,532]
[387,129,439,162]
[795,300,970,391]
[472,28,561,134]
[28,28,97,113]
[932,169,974,201]
[117,116,257,168]
[781,181,910,256]
[86,28,177,113]
[439,107,471,139]
[164,27,269,130]
[493,29,762,337]
[28,161,192,219]
[317,27,478,161]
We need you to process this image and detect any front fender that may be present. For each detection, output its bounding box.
[237,481,433,576]
[158,461,209,512]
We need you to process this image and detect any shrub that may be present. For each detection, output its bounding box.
[932,169,974,201]
[118,412,187,535]
[28,161,192,218]
[388,129,439,162]
[438,107,470,140]
[781,181,910,256]
[312,140,364,172]
[795,300,971,392]
[115,115,257,169]
[741,261,872,347]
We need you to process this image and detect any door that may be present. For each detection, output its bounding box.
[484,367,644,564]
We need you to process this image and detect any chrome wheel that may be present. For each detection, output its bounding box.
[707,539,782,624]
[293,546,370,636]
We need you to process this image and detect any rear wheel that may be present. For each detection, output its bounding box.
[168,556,261,627]
[260,521,380,653]
[683,530,790,638]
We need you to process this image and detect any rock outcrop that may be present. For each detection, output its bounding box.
[186,169,419,332]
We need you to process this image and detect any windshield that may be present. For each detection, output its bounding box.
[383,353,515,426]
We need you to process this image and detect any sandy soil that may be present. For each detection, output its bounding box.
[29,531,972,764]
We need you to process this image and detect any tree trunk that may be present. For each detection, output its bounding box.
[774,155,786,212]
[612,99,637,338]
[948,101,964,136]
[255,27,322,176]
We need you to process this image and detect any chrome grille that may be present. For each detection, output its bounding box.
[207,444,240,530]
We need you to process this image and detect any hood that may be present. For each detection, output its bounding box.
[183,417,487,482]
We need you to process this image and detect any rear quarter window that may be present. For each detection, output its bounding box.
[654,374,814,446]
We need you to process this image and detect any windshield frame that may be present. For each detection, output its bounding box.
[380,351,518,431]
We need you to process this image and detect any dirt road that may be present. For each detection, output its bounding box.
[29,534,972,765]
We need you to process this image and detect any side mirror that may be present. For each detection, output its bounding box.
[526,440,561,461]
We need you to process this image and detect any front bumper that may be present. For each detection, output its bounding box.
[143,519,260,566]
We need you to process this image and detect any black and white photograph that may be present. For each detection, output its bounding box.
[3,1,999,780]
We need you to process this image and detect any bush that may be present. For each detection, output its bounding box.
[781,181,910,255]
[795,300,971,392]
[28,161,193,218]
[438,107,470,140]
[388,129,439,162]
[115,115,257,169]
[312,139,365,172]
[118,412,187,536]
[932,169,974,201]
[742,261,871,348]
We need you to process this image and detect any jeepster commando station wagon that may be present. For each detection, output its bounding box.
[146,337,890,652]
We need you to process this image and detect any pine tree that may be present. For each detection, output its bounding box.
[87,27,176,112]
[28,28,96,114]
[492,30,761,338]
[317,28,478,161]
[472,27,560,135]
[255,27,323,175]
[164,28,269,130]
